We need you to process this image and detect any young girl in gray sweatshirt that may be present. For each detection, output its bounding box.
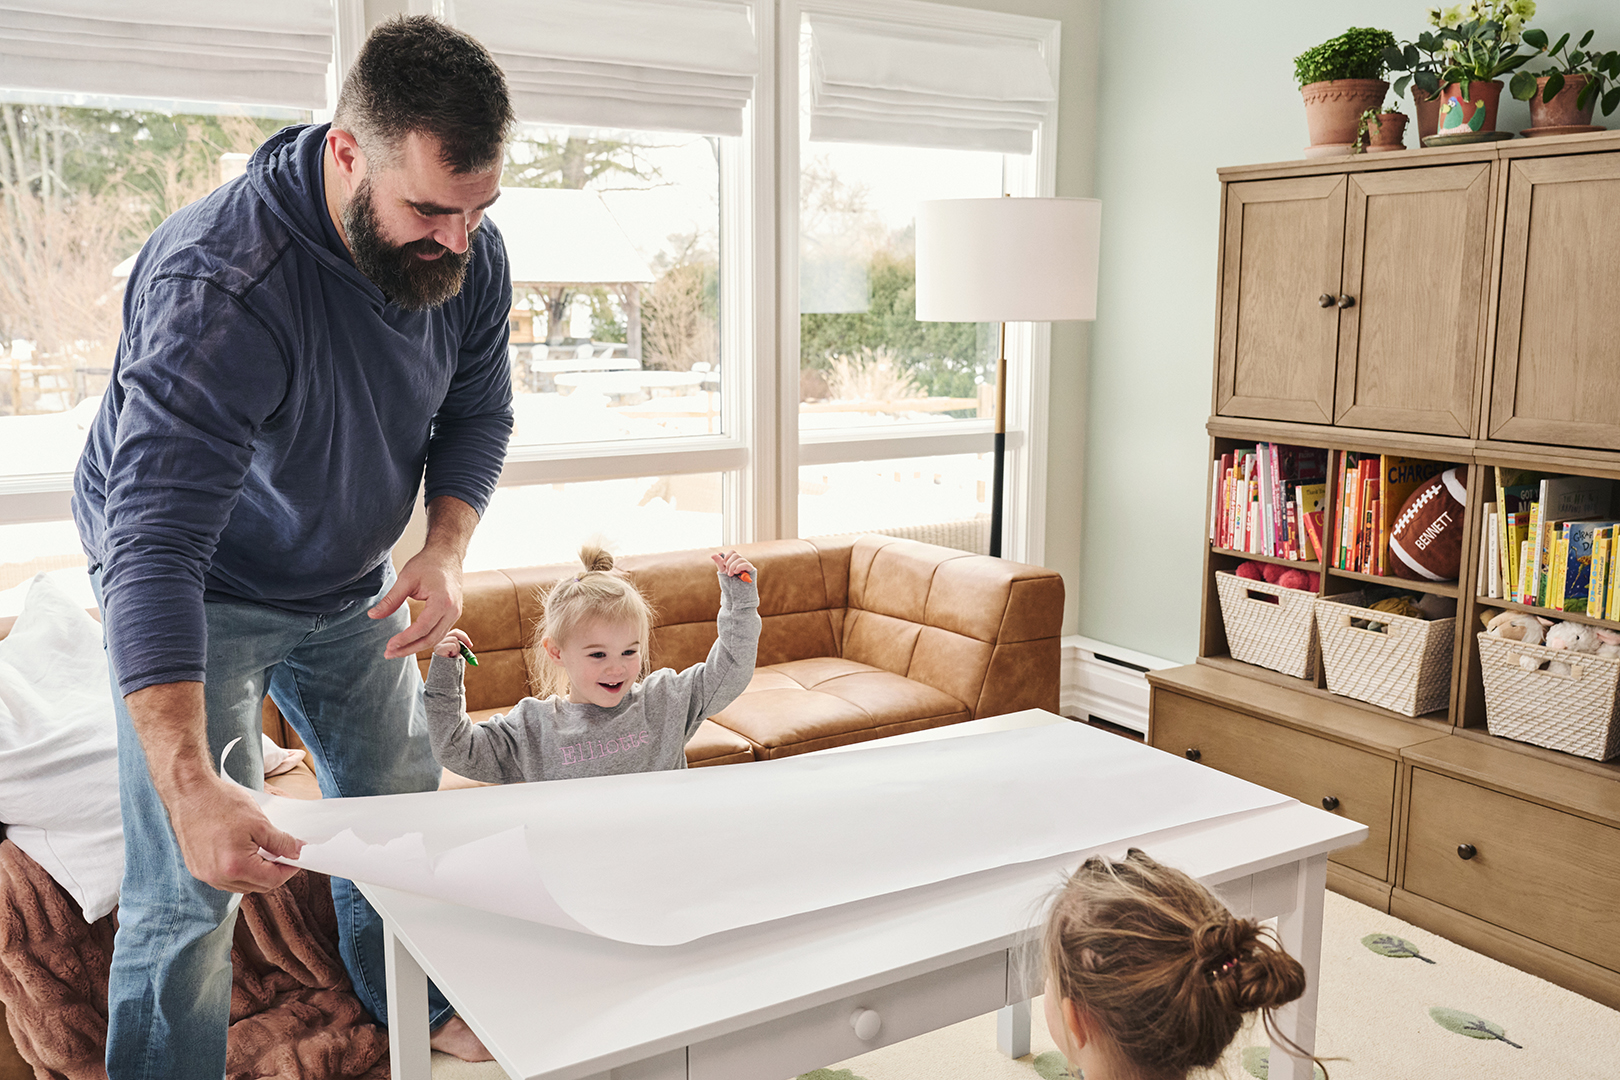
[423,546,760,781]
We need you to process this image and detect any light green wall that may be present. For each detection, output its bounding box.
[1081,0,1620,663]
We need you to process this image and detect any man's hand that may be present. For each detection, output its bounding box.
[371,495,480,659]
[124,681,304,894]
[169,774,304,892]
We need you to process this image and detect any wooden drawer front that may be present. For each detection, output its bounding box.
[687,952,1007,1080]
[1404,770,1620,972]
[1150,692,1394,879]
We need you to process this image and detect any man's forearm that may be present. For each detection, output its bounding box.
[423,495,480,561]
[124,681,214,802]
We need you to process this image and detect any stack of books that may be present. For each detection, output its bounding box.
[1209,444,1327,560]
[1481,471,1619,616]
[1330,455,1446,576]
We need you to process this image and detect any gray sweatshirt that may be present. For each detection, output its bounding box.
[423,572,760,782]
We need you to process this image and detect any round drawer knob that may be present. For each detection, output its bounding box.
[1457,843,1477,861]
[851,1008,882,1041]
[1318,293,1335,308]
[1336,293,1356,309]
[1321,796,1340,811]
[1185,748,1201,762]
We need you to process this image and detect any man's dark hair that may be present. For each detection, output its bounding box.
[334,15,512,173]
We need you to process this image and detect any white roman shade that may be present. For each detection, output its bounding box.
[454,0,758,137]
[805,15,1056,155]
[0,1,334,110]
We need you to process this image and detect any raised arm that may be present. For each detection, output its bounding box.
[670,556,761,738]
[423,639,544,784]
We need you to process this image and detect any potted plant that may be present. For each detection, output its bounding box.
[1383,32,1449,139]
[1354,103,1411,152]
[1509,28,1620,132]
[1294,27,1398,157]
[1429,2,1536,137]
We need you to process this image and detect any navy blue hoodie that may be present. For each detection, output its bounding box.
[74,123,515,697]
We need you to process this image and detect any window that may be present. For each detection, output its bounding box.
[464,473,726,571]
[1,0,1063,582]
[0,98,306,594]
[784,2,1060,559]
[497,123,724,450]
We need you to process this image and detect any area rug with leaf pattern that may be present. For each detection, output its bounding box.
[430,890,1619,1079]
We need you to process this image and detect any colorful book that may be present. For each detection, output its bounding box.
[1551,533,1571,611]
[1590,528,1611,621]
[1493,469,1543,599]
[1518,540,1534,606]
[1559,520,1619,614]
[1533,477,1618,606]
[1484,505,1499,598]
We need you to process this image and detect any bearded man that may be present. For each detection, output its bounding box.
[73,16,511,1075]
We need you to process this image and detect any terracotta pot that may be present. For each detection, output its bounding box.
[1528,74,1598,129]
[1412,89,1442,141]
[1436,79,1504,135]
[1301,78,1389,154]
[1363,111,1409,152]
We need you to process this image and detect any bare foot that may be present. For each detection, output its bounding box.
[430,1014,493,1062]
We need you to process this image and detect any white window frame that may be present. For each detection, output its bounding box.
[1,0,1061,568]
[776,0,1059,563]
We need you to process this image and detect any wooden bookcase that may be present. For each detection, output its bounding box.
[1151,130,1620,1010]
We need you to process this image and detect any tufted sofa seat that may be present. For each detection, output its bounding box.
[260,534,1065,768]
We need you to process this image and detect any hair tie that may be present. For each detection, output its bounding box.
[1208,955,1240,979]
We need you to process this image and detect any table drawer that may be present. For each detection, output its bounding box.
[1404,769,1620,973]
[687,952,1007,1080]
[1151,690,1395,879]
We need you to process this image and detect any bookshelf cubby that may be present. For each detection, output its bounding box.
[1152,132,1620,1011]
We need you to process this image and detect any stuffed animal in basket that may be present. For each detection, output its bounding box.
[1482,611,1550,670]
[1539,621,1620,675]
[1234,560,1319,592]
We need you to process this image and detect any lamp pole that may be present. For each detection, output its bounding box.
[990,320,1007,558]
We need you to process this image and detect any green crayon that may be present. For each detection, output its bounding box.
[459,643,480,666]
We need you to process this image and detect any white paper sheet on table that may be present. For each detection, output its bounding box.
[255,722,1292,945]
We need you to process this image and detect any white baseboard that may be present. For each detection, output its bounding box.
[1060,635,1177,735]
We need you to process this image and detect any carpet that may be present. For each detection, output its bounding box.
[430,890,1620,1079]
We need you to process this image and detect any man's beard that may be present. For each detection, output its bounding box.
[342,176,472,311]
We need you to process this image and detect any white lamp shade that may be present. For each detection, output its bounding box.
[914,197,1101,323]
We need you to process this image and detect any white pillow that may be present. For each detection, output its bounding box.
[0,573,123,922]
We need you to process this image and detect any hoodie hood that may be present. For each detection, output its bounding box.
[249,122,387,308]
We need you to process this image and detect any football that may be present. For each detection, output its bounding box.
[1389,466,1468,581]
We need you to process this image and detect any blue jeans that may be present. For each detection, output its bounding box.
[92,570,454,1080]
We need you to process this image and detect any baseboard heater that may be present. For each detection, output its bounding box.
[1060,635,1176,736]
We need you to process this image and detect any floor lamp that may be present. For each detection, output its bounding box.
[914,197,1101,559]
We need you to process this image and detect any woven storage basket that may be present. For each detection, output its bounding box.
[1316,597,1454,716]
[1476,632,1620,761]
[1214,570,1321,679]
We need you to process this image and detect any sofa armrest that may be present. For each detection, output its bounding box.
[845,535,1065,718]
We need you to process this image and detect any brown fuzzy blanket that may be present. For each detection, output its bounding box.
[0,840,389,1080]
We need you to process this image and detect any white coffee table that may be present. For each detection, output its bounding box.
[366,710,1364,1080]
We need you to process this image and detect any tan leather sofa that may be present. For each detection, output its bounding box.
[265,533,1066,766]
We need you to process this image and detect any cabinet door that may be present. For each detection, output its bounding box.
[1215,176,1346,424]
[1335,164,1491,436]
[1490,152,1620,449]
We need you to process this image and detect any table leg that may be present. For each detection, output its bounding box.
[997,1001,1031,1058]
[385,918,434,1080]
[1271,853,1328,1080]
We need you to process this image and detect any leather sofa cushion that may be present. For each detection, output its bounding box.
[712,658,970,759]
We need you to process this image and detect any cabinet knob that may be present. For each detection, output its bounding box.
[1317,293,1335,308]
[1322,796,1340,811]
[1336,293,1356,309]
[850,1008,882,1041]
[1457,843,1477,861]
[1185,748,1201,762]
